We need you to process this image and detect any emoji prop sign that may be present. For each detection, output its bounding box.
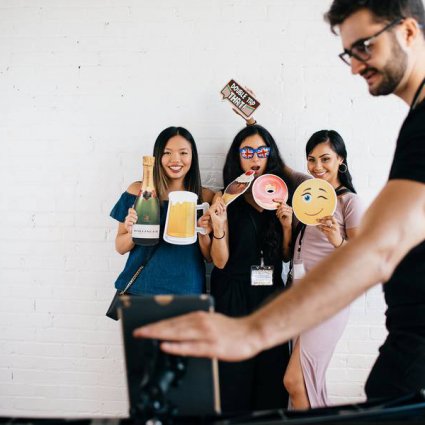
[252,174,288,210]
[293,179,337,225]
[221,79,260,118]
[222,170,255,206]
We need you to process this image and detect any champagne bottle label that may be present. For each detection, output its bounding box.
[132,223,160,239]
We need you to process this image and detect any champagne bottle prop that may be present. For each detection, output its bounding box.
[132,156,160,246]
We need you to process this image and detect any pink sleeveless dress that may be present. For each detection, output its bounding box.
[292,192,363,407]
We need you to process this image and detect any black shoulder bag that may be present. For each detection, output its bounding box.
[106,245,159,321]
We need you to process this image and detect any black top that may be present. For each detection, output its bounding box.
[385,99,425,329]
[211,196,284,317]
[216,195,283,279]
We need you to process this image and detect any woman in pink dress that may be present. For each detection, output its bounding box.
[282,130,364,409]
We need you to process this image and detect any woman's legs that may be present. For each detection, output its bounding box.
[283,339,310,409]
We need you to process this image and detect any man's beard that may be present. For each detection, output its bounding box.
[368,36,408,96]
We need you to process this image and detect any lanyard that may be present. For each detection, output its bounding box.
[410,77,425,111]
[296,224,307,255]
[247,209,265,263]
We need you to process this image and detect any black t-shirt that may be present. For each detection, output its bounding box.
[385,99,425,328]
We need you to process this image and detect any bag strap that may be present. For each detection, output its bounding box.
[290,220,305,257]
[119,244,160,295]
[335,184,353,197]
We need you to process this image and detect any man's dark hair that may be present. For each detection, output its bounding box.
[325,0,425,36]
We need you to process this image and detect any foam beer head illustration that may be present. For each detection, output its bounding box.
[252,174,288,210]
[220,79,260,118]
[292,179,337,225]
[163,191,209,245]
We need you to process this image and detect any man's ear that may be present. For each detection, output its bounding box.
[403,17,423,46]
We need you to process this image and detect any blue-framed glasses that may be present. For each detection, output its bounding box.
[239,146,271,159]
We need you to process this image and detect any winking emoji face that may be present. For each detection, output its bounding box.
[292,179,337,225]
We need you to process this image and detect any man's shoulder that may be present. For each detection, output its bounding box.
[400,101,425,135]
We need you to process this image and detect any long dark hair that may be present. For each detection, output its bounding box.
[153,126,203,202]
[223,124,294,194]
[223,124,293,263]
[305,129,356,194]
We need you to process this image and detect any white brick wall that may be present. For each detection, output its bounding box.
[0,0,408,418]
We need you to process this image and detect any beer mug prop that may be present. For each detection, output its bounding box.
[164,191,209,245]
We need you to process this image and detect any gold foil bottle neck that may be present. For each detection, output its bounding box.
[143,156,155,167]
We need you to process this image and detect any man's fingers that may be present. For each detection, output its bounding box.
[160,341,214,358]
[133,312,208,340]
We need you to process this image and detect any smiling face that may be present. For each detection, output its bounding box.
[339,8,408,97]
[161,135,193,182]
[307,141,343,187]
[292,179,337,225]
[239,134,269,177]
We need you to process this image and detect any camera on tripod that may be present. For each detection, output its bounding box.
[119,295,221,424]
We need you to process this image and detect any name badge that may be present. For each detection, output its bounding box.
[293,262,306,280]
[251,265,274,286]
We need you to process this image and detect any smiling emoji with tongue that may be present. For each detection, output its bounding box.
[292,179,337,225]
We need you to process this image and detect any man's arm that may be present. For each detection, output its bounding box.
[134,179,425,360]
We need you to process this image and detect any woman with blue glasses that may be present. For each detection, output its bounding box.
[206,124,307,413]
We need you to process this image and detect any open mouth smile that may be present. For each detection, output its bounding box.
[168,165,183,173]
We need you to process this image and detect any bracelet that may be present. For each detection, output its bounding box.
[337,237,345,248]
[213,231,225,240]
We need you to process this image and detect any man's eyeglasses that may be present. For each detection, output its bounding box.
[239,146,271,159]
[339,18,404,66]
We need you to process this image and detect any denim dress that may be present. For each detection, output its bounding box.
[110,192,205,295]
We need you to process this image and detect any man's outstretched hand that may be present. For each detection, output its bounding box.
[133,311,263,361]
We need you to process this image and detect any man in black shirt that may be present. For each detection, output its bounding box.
[134,0,425,399]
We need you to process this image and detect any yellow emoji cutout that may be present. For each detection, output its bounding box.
[292,179,337,226]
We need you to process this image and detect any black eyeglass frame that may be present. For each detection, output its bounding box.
[339,17,405,66]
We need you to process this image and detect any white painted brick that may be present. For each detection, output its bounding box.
[0,298,35,314]
[339,325,370,341]
[327,382,365,398]
[5,342,65,357]
[370,326,388,341]
[0,326,37,341]
[347,355,378,369]
[0,368,13,382]
[1,312,52,328]
[347,340,381,355]
[0,397,15,410]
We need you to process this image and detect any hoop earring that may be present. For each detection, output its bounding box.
[339,163,348,173]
